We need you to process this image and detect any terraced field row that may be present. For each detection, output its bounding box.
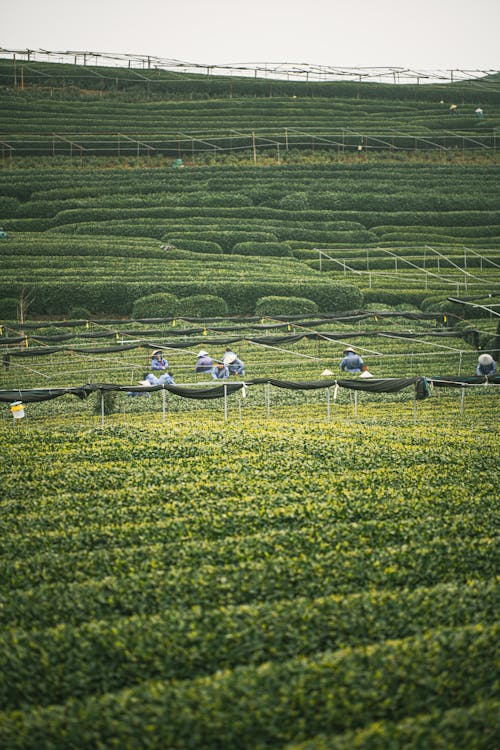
[0,414,498,748]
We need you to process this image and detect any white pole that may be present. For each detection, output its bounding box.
[224,384,228,421]
[460,387,465,416]
[327,386,331,422]
[266,383,271,417]
[101,390,105,427]
[162,388,166,421]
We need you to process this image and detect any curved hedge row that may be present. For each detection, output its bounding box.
[0,279,364,315]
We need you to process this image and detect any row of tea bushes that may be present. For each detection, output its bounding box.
[0,410,498,747]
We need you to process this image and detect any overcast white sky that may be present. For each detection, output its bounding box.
[2,0,499,71]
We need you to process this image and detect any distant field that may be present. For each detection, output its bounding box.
[0,163,499,317]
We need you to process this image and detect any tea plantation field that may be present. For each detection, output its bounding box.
[0,393,499,748]
[1,57,499,748]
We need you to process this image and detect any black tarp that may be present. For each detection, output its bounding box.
[4,310,450,331]
[0,377,429,404]
[1,329,478,358]
[429,375,500,387]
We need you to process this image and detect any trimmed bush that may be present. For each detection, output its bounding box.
[420,296,469,317]
[362,289,432,307]
[177,294,228,317]
[280,192,310,210]
[256,296,319,316]
[163,238,223,254]
[232,242,292,257]
[132,293,179,319]
[0,297,18,320]
[68,306,91,320]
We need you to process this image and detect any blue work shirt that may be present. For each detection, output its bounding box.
[152,355,168,371]
[340,353,364,373]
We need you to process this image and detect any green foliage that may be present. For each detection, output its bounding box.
[68,306,91,319]
[176,294,228,317]
[362,289,433,307]
[232,241,292,257]
[132,292,179,319]
[164,238,223,254]
[255,295,319,316]
[280,192,310,210]
[0,296,18,319]
[92,390,116,415]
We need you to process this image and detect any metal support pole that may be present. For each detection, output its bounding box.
[224,384,228,421]
[458,351,463,376]
[101,390,105,427]
[266,382,271,417]
[327,387,331,422]
[460,387,465,416]
[413,391,417,425]
[162,388,166,421]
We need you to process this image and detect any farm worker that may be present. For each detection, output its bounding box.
[143,371,176,386]
[211,363,229,380]
[340,347,364,374]
[476,353,497,377]
[475,107,484,119]
[195,350,213,373]
[151,349,168,372]
[127,371,174,396]
[359,364,374,378]
[449,103,458,114]
[223,347,245,376]
[127,373,154,397]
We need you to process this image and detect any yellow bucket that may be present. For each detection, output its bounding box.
[10,401,25,419]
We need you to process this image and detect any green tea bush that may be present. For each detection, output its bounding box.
[68,306,91,320]
[280,192,310,210]
[177,294,228,317]
[420,296,470,317]
[132,293,179,319]
[232,242,292,257]
[363,289,432,307]
[92,390,116,416]
[164,238,223,254]
[255,296,319,316]
[0,297,18,320]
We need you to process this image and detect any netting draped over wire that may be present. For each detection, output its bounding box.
[1,376,498,406]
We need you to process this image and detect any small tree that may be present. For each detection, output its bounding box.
[17,285,36,346]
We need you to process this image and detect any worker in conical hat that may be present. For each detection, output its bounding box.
[476,353,496,376]
[151,349,168,372]
[340,347,364,374]
[195,350,213,373]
